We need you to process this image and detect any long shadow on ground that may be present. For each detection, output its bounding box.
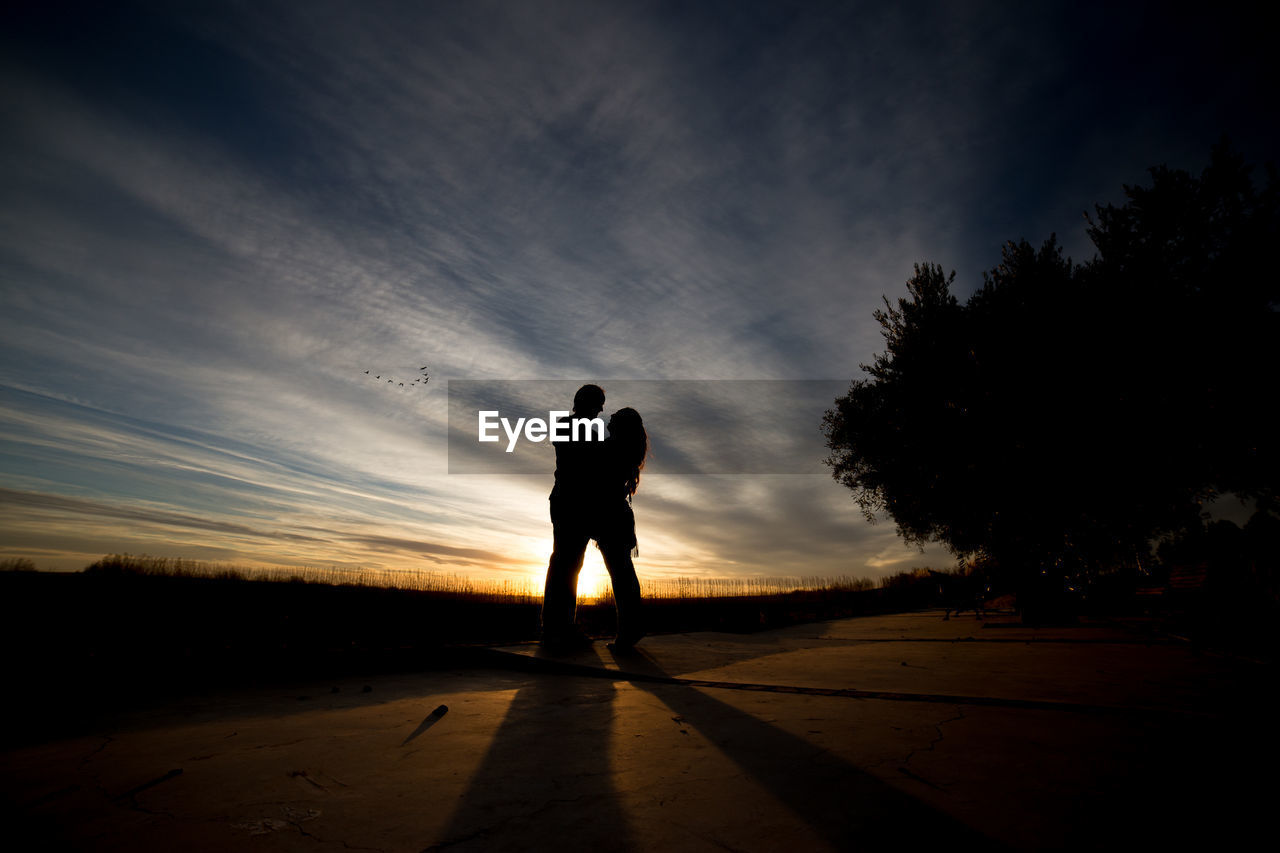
[606,646,1001,851]
[426,648,637,851]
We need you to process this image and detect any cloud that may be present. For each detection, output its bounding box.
[0,486,309,540]
[2,0,1267,579]
[0,0,994,581]
[344,534,509,566]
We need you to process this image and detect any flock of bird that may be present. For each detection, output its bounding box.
[364,365,430,388]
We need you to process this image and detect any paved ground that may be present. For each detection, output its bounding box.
[2,610,1271,851]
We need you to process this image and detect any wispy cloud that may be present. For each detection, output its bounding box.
[1,0,1267,576]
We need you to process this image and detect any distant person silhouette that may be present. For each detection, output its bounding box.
[542,384,607,650]
[541,390,648,651]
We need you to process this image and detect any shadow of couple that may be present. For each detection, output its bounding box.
[426,645,995,851]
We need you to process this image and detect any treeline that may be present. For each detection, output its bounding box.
[823,141,1279,622]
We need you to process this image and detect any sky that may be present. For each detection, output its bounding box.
[1,0,1275,588]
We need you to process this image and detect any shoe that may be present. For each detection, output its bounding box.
[607,628,646,653]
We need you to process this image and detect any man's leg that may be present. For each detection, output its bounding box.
[542,518,590,640]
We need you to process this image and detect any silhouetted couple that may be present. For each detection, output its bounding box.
[542,384,648,653]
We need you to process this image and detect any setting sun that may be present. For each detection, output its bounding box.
[575,547,610,601]
[519,537,609,602]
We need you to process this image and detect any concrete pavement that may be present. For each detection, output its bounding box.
[2,610,1270,851]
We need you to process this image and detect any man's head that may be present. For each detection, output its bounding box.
[572,384,605,418]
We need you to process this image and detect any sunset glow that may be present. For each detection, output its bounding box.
[2,1,1271,585]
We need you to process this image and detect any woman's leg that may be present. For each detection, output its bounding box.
[600,544,643,646]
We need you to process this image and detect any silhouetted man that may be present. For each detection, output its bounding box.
[541,383,606,649]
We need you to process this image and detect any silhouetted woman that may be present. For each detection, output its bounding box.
[594,407,647,650]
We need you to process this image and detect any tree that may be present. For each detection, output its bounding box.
[824,143,1279,605]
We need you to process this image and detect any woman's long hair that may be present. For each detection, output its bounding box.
[608,407,648,497]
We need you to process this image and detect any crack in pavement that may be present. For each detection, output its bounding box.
[902,708,966,768]
[899,707,966,792]
[78,735,113,767]
[897,765,948,792]
[112,768,183,803]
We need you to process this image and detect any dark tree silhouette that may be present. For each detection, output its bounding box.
[824,142,1279,612]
